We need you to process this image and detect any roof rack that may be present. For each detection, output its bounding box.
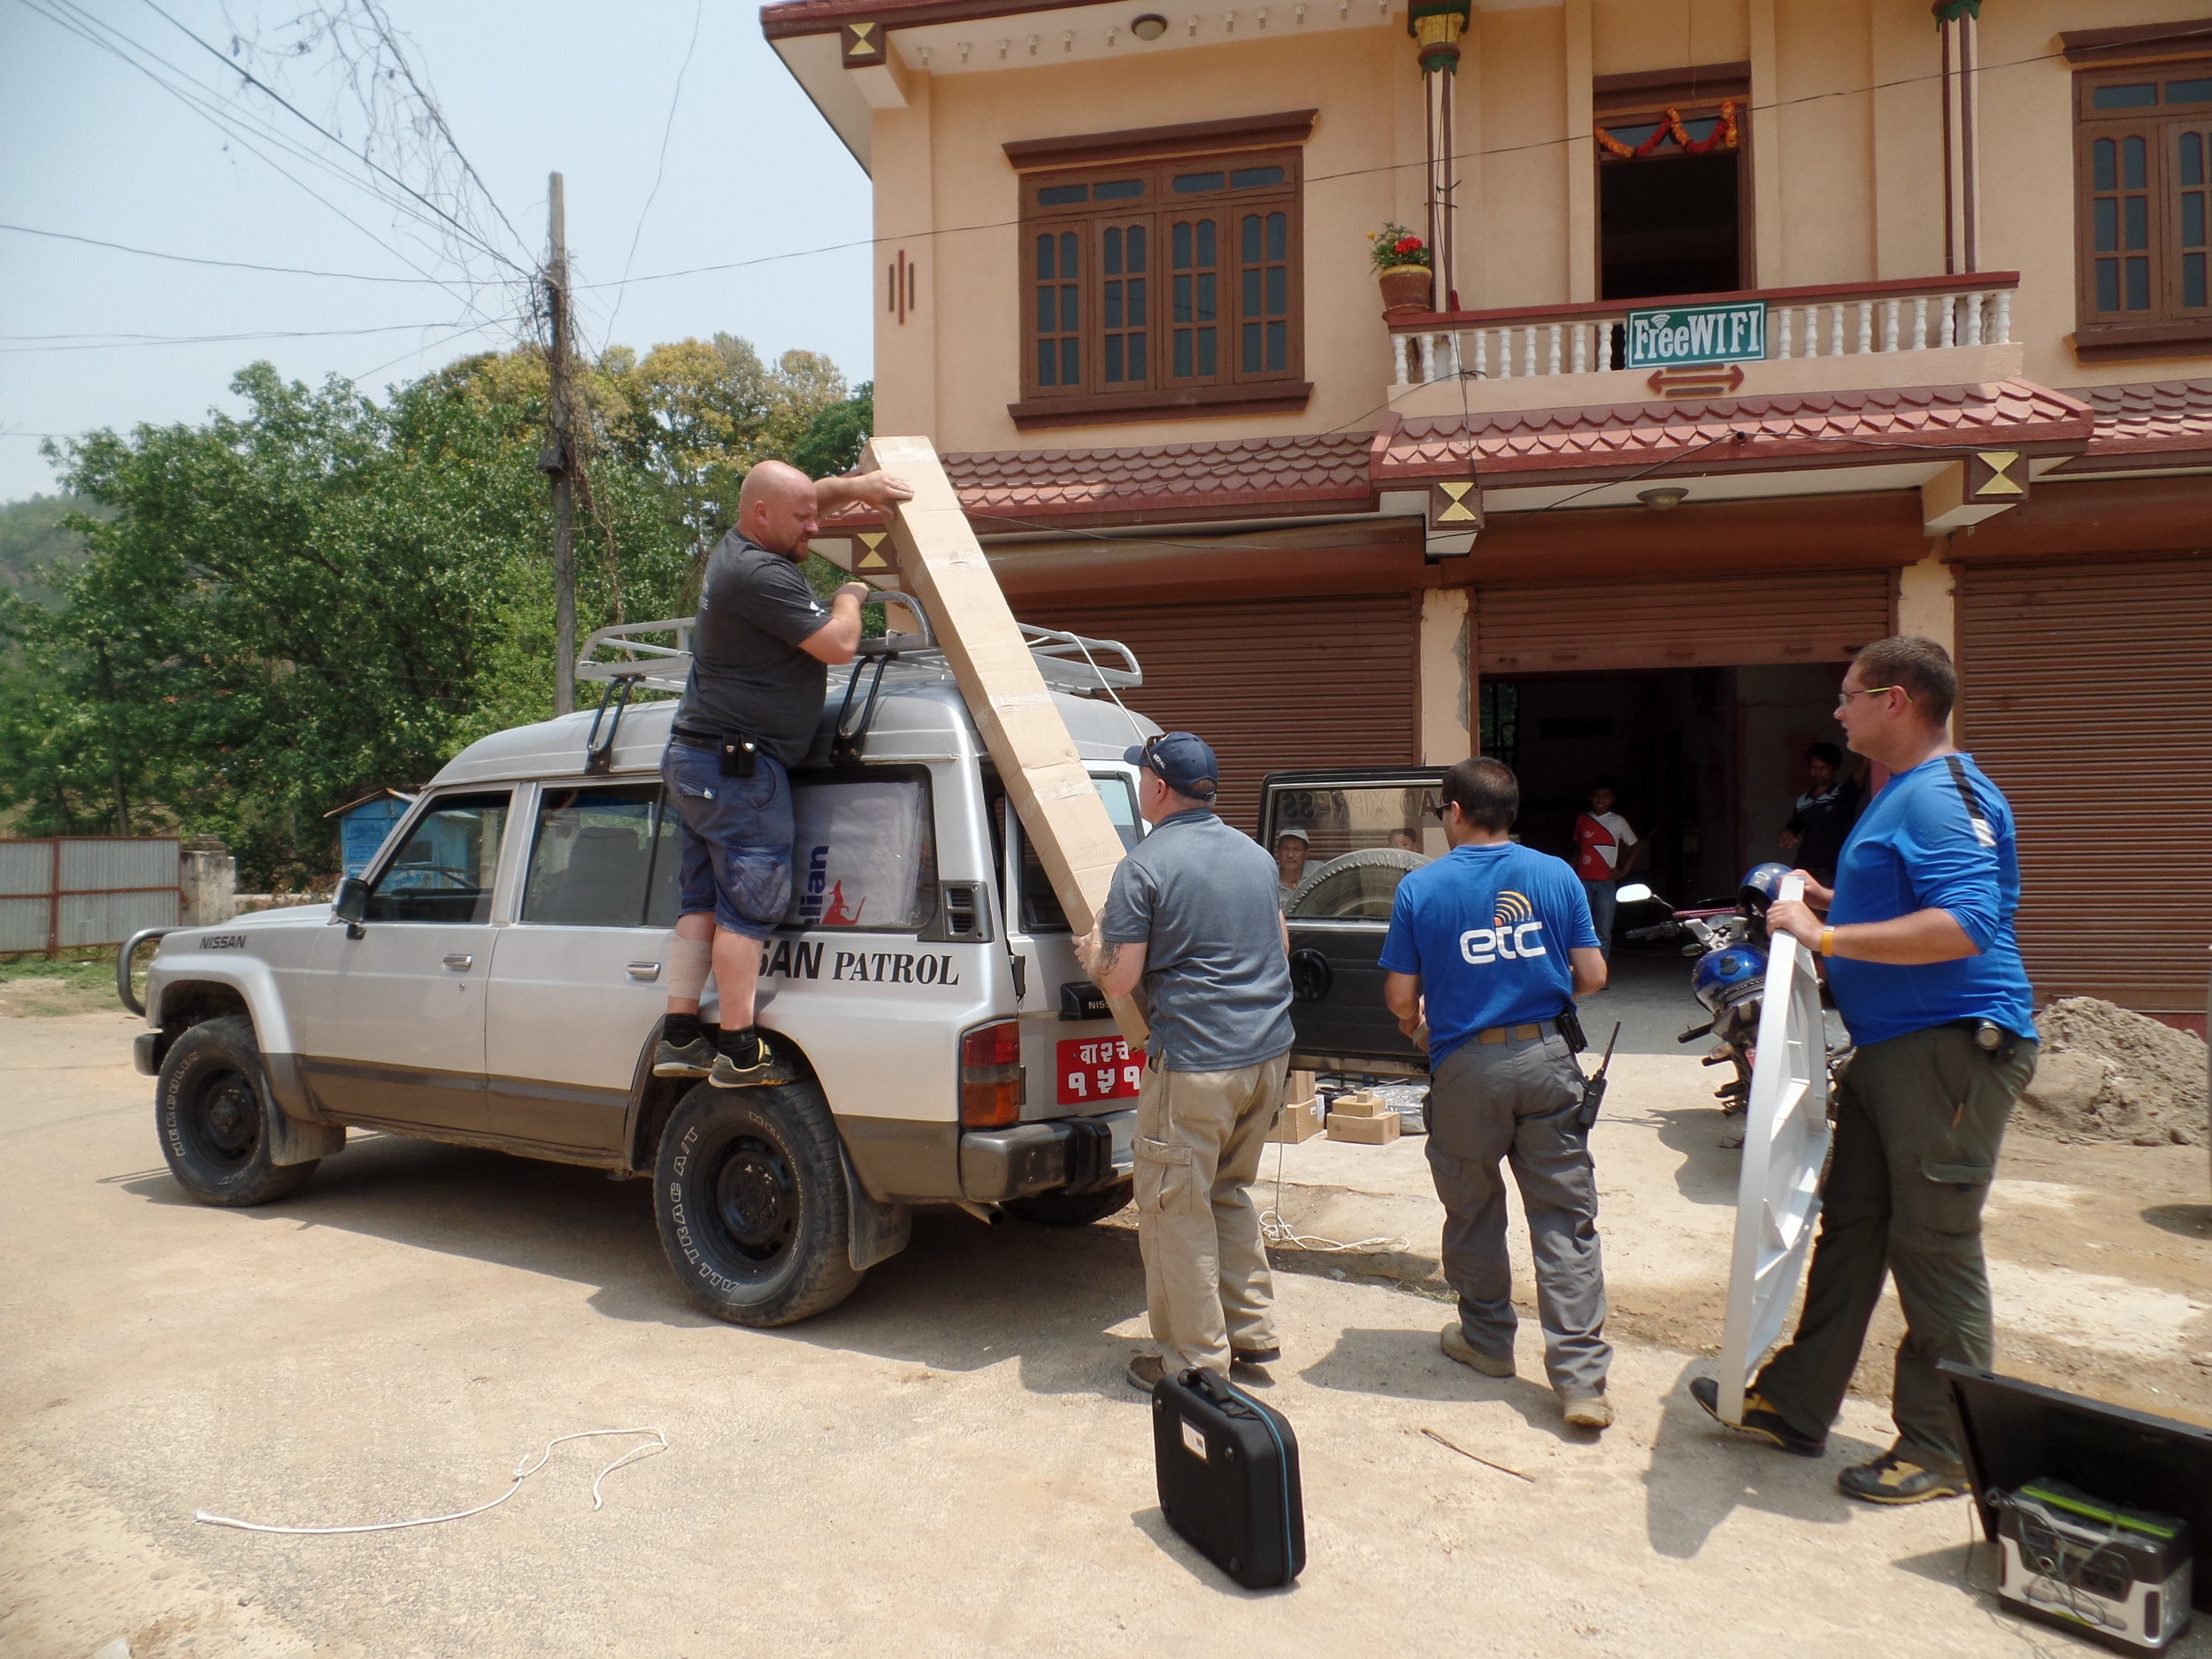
[572,595,1144,770]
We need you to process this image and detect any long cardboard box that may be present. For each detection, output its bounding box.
[863,434,1148,1048]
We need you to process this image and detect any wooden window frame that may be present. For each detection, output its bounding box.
[1007,129,1310,429]
[1592,69,1757,299]
[2072,58,2212,362]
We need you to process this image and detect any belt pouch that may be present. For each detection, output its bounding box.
[718,736,759,779]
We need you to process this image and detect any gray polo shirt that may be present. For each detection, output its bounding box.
[1100,808,1294,1072]
[673,532,833,767]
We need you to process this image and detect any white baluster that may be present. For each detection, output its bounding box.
[1519,326,1534,377]
[1778,307,1793,359]
[1571,323,1587,374]
[1472,329,1487,380]
[1393,334,1409,386]
[1882,299,1901,352]
[1964,291,1985,347]
[1856,301,1873,355]
[1939,294,1956,347]
[1912,296,1929,350]
[1546,323,1563,375]
[1827,304,1844,357]
[1992,289,2011,344]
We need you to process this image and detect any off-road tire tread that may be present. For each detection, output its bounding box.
[156,1014,317,1207]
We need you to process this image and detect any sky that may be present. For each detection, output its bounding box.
[0,0,874,502]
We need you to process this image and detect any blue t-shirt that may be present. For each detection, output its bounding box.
[1379,841,1598,1067]
[1825,753,2037,1048]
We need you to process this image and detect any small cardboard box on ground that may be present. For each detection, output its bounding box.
[864,435,1145,1048]
[1327,1089,1402,1145]
[1271,1070,1322,1143]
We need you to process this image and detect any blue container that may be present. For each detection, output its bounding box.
[331,792,413,878]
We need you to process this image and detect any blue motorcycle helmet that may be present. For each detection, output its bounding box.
[1694,945,1767,1014]
[1739,861,1793,914]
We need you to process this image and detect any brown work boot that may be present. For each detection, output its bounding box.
[1440,1324,1515,1378]
[1561,1392,1614,1430]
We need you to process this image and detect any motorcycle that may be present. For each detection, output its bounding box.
[1617,864,1794,1117]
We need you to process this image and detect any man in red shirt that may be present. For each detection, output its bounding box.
[1571,780,1641,959]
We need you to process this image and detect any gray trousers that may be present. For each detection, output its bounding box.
[1755,1025,2038,1471]
[1426,1032,1611,1396]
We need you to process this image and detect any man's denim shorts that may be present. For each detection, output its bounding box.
[662,740,795,941]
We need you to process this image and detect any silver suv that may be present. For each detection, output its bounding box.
[127,607,1164,1326]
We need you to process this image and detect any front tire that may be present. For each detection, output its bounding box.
[1003,1180,1134,1226]
[156,1015,318,1207]
[653,1081,863,1326]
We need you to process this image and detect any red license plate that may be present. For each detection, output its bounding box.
[1056,1036,1144,1105]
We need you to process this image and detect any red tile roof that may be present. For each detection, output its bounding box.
[1373,380,2094,488]
[825,432,1376,530]
[2056,378,2212,469]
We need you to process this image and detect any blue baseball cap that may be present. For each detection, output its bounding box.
[1125,731,1219,799]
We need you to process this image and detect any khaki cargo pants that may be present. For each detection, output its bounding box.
[1133,1053,1289,1375]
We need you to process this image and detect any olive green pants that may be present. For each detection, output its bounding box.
[1755,1025,2037,1471]
[1133,1054,1288,1375]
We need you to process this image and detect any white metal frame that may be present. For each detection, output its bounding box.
[1717,873,1832,1425]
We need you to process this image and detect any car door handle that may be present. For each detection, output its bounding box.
[626,961,661,981]
[442,953,475,972]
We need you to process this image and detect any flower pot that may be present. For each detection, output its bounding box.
[1377,264,1434,316]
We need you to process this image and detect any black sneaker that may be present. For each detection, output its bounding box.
[1232,1344,1283,1366]
[708,1040,784,1088]
[1837,1451,1968,1504]
[1689,1376,1826,1457]
[652,1036,717,1078]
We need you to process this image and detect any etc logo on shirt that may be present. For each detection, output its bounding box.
[1460,889,1548,965]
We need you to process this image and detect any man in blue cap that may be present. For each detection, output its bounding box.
[1075,732,1295,1392]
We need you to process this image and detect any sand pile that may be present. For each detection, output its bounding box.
[2014,997,2208,1147]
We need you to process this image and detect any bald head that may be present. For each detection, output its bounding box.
[737,460,819,557]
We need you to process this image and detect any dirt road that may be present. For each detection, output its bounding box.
[4,1010,2208,1659]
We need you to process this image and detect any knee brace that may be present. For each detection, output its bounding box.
[666,933,713,1002]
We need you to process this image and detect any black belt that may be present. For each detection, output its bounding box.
[670,726,723,751]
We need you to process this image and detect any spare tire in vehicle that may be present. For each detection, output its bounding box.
[1286,849,1428,921]
[653,1079,864,1326]
[156,1015,319,1207]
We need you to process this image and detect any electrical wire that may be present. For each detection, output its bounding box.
[1258,1129,1410,1255]
[0,316,523,354]
[603,0,707,347]
[0,222,473,284]
[194,1427,669,1535]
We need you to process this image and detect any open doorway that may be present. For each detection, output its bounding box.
[1600,150,1743,299]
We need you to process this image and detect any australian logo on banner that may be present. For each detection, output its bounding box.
[1624,300,1767,370]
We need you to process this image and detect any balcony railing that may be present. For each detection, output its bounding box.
[1389,272,2019,389]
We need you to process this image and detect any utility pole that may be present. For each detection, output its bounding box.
[543,170,577,716]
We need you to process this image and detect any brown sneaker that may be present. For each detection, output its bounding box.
[1838,1451,1968,1504]
[1440,1324,1516,1378]
[1125,1352,1169,1394]
[1561,1393,1614,1430]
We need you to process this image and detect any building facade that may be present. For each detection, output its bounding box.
[764,0,2212,1025]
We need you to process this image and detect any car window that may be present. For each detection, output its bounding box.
[1263,782,1444,920]
[522,783,680,928]
[784,772,937,933]
[1020,773,1142,933]
[365,792,510,925]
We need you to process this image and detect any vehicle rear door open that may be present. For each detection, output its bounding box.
[1259,767,1447,1078]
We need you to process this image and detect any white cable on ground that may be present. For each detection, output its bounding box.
[1258,1137,1410,1256]
[194,1427,669,1535]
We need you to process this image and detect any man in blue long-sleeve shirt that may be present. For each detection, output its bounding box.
[1693,636,2038,1505]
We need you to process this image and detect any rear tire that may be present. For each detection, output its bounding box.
[1003,1179,1134,1226]
[653,1080,863,1326]
[156,1015,318,1207]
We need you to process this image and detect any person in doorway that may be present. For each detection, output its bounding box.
[1571,779,1642,958]
[1273,826,1310,910]
[652,459,912,1086]
[1387,828,1421,853]
[1692,636,2038,1505]
[1779,741,1863,887]
[1381,757,1614,1429]
[1076,732,1295,1391]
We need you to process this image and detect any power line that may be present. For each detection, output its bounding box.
[603,0,706,348]
[0,222,468,285]
[0,316,524,354]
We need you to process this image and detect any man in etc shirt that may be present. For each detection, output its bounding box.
[1693,636,2038,1506]
[1381,757,1613,1430]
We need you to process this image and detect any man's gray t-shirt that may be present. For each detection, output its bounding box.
[1100,808,1294,1072]
[673,532,833,767]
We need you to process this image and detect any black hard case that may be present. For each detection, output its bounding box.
[1150,1367,1306,1589]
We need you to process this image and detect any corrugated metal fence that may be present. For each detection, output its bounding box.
[0,838,181,953]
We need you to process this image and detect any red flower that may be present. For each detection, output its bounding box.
[1394,235,1423,254]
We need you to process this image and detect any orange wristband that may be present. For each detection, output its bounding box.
[1818,926,1836,957]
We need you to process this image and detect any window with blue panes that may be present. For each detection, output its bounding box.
[2076,65,2212,336]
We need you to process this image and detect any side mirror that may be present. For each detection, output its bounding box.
[332,876,370,940]
[1614,882,1655,906]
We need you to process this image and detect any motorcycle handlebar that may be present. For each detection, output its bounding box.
[1624,923,1679,942]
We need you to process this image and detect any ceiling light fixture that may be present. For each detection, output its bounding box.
[1130,12,1169,37]
[1638,487,1689,511]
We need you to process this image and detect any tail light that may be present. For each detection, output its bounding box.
[959,1019,1025,1128]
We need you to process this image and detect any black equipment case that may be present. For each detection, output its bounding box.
[1150,1368,1305,1588]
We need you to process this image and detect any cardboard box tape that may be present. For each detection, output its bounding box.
[864,435,1148,1048]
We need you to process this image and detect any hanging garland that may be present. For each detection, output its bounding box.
[1595,100,1740,160]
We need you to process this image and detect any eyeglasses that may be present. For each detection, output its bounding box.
[1835,685,1904,708]
[1428,801,1459,819]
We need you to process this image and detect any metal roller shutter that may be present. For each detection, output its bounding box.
[1022,594,1418,834]
[1475,569,1892,672]
[1958,555,2212,1017]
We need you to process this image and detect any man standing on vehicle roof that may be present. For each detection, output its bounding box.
[653,459,912,1087]
[1692,636,2038,1506]
[1382,757,1615,1430]
[1075,732,1296,1393]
